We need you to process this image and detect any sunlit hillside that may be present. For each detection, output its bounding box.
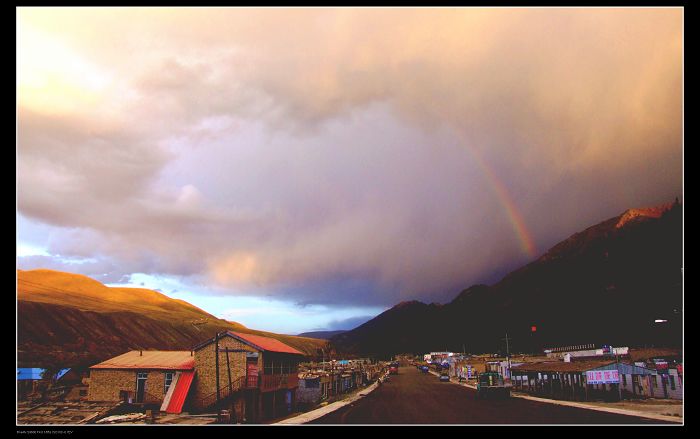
[17,269,327,368]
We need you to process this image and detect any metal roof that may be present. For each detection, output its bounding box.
[17,368,45,380]
[193,331,304,355]
[17,368,70,381]
[90,351,195,370]
[229,332,304,355]
[511,359,617,373]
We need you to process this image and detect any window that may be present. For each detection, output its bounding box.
[79,389,88,396]
[622,374,627,386]
[669,375,676,390]
[164,372,174,394]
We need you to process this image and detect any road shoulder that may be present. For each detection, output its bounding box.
[428,369,682,424]
[272,381,381,425]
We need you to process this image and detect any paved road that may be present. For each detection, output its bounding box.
[310,366,670,424]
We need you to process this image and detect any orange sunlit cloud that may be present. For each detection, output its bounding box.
[17,7,682,308]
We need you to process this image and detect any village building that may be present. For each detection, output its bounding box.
[449,357,490,380]
[296,359,384,409]
[525,344,684,401]
[634,359,683,400]
[510,359,657,402]
[484,360,524,381]
[190,331,304,423]
[17,368,71,401]
[88,350,195,409]
[86,331,306,423]
[296,372,329,409]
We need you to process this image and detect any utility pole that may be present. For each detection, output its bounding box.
[502,332,512,381]
[215,332,220,404]
[616,350,622,401]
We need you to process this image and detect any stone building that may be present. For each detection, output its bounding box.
[87,331,305,422]
[296,373,327,409]
[88,350,195,407]
[190,331,304,423]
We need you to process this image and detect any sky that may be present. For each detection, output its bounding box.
[16,7,682,334]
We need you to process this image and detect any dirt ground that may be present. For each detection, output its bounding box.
[584,399,683,418]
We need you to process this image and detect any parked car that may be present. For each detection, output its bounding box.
[420,366,429,373]
[439,373,450,382]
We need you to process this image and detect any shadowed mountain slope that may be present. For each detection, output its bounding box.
[331,201,682,358]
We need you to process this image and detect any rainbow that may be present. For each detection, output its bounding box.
[449,126,538,259]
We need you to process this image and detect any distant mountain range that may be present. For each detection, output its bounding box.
[330,201,682,358]
[297,330,347,340]
[17,269,327,368]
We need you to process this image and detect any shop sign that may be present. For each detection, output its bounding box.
[653,359,669,374]
[586,369,620,384]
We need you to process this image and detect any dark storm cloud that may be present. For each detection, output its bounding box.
[17,8,682,307]
[324,315,376,331]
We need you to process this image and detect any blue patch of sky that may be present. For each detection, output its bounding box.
[107,272,386,335]
[17,213,53,256]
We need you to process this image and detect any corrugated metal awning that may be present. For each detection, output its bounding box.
[165,371,195,414]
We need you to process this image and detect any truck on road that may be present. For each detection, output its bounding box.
[475,372,511,399]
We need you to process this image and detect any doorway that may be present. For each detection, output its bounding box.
[136,372,148,403]
[246,354,259,387]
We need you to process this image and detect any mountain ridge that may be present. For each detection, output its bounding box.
[330,201,682,358]
[297,330,347,340]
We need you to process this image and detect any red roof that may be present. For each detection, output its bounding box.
[229,332,304,355]
[90,351,195,370]
[165,371,194,414]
